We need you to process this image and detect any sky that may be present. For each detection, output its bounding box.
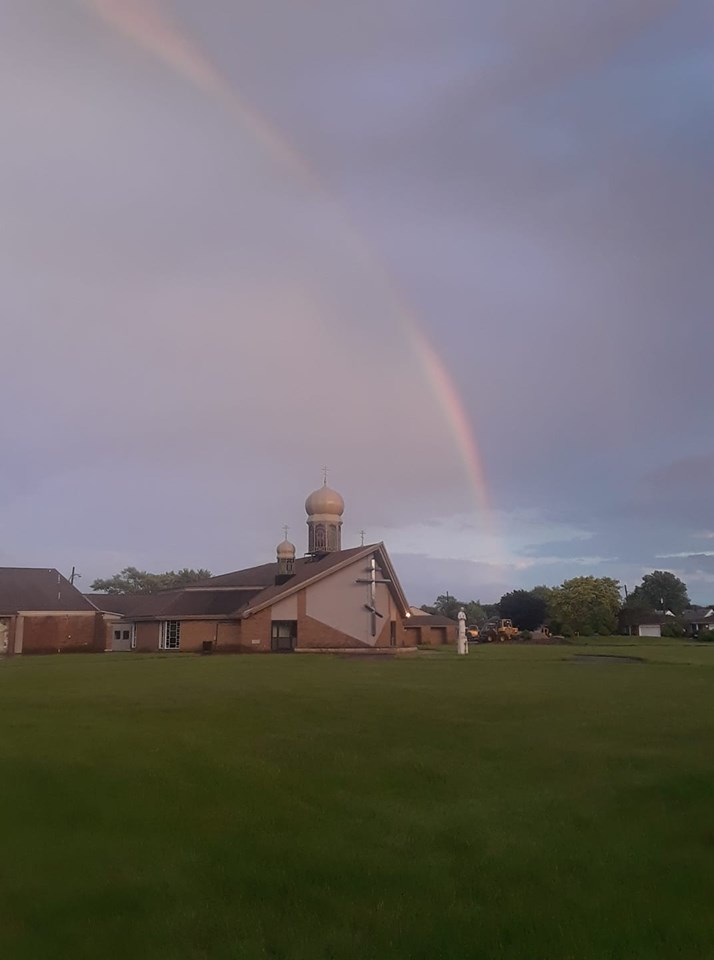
[1,0,713,604]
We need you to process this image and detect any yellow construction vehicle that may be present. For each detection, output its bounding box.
[480,618,519,642]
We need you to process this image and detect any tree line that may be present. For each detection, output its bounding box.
[90,567,212,594]
[422,570,693,636]
[91,565,698,638]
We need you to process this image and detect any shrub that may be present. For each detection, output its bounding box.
[661,621,687,638]
[518,630,532,641]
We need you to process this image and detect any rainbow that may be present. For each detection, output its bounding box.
[81,0,492,518]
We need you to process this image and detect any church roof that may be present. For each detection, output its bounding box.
[240,544,406,616]
[0,568,96,615]
[87,589,263,618]
[92,544,410,621]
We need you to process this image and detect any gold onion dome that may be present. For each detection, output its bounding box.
[304,485,345,517]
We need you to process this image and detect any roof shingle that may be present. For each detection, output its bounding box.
[0,568,96,614]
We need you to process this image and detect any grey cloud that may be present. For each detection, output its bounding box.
[1,1,712,603]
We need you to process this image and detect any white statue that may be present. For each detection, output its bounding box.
[457,607,468,655]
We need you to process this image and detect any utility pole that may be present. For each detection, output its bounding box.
[69,566,81,586]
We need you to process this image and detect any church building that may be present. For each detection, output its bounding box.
[92,481,415,654]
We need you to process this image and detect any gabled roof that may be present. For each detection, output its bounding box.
[239,543,410,618]
[0,568,96,615]
[682,607,714,623]
[619,609,673,626]
[87,544,411,622]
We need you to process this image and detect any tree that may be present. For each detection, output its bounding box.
[530,585,555,607]
[432,593,462,620]
[499,590,548,631]
[90,566,212,594]
[626,570,689,616]
[463,601,486,624]
[549,576,622,636]
[422,596,487,622]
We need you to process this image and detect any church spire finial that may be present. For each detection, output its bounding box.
[322,465,328,487]
[282,524,289,541]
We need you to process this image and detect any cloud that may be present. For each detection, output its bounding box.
[657,552,714,559]
[1,1,713,602]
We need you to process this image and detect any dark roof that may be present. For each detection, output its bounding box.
[619,610,672,626]
[89,544,410,622]
[85,593,147,615]
[404,614,457,627]
[186,563,279,589]
[682,607,714,624]
[0,568,96,615]
[239,546,376,614]
[86,589,264,620]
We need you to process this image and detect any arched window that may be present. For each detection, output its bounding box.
[314,524,326,551]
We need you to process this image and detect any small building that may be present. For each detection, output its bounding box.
[682,607,714,638]
[618,609,675,638]
[91,482,415,655]
[403,610,458,647]
[0,568,106,655]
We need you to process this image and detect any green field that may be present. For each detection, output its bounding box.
[1,644,713,959]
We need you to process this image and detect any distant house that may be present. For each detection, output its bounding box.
[682,607,714,637]
[0,568,106,655]
[618,609,675,638]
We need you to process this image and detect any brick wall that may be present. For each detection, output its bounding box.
[134,621,160,652]
[21,612,106,655]
[403,624,456,647]
[237,608,271,652]
[131,619,251,653]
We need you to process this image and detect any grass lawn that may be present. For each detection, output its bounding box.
[1,644,713,959]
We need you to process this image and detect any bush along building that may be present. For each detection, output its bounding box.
[90,481,415,655]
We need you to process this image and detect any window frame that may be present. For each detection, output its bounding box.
[160,620,181,650]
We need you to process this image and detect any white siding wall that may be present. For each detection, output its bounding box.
[271,594,298,621]
[305,554,391,646]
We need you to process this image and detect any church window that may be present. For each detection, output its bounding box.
[160,620,181,650]
[314,524,326,551]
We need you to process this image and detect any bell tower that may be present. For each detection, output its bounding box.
[275,527,296,585]
[305,473,344,555]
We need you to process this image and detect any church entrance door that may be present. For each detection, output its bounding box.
[271,620,297,652]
